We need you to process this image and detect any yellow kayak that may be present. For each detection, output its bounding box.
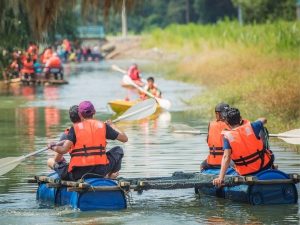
[108,99,161,115]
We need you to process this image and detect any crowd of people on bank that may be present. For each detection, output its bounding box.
[2,39,104,83]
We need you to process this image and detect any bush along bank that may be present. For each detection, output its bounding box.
[143,21,300,133]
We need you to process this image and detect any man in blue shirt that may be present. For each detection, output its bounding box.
[213,107,274,187]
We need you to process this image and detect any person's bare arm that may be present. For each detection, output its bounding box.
[213,149,231,187]
[106,121,128,143]
[48,140,73,155]
[256,118,267,125]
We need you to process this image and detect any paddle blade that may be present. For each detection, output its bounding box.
[278,137,300,145]
[156,98,172,110]
[0,157,22,176]
[113,98,157,122]
[278,129,300,137]
[269,129,300,145]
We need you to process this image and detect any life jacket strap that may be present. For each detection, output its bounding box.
[233,149,266,167]
[209,146,224,157]
[70,152,106,158]
[70,145,106,157]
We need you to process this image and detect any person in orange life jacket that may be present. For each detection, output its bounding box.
[44,53,63,80]
[128,64,144,87]
[47,105,81,179]
[21,53,35,81]
[200,103,230,170]
[140,77,161,100]
[47,101,128,180]
[213,108,274,187]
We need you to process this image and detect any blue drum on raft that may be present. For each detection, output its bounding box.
[196,168,299,205]
[36,173,127,211]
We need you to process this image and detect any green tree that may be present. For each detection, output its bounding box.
[232,0,297,23]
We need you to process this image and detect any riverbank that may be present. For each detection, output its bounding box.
[108,21,300,133]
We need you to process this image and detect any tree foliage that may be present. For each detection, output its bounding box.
[232,0,297,23]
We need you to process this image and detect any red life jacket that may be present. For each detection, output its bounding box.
[206,120,230,166]
[21,59,34,74]
[68,120,109,172]
[128,66,140,81]
[42,49,53,64]
[222,122,272,175]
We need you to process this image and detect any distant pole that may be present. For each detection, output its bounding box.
[238,4,243,25]
[297,0,300,20]
[122,0,127,38]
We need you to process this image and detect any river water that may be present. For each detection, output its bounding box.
[0,61,299,225]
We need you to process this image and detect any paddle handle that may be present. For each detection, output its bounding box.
[111,65,127,74]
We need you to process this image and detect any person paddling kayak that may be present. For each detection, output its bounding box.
[141,77,162,99]
[47,101,128,180]
[213,107,275,187]
[128,63,144,87]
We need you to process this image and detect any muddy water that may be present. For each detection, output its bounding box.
[0,61,299,225]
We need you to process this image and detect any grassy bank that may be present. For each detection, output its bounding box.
[143,21,300,132]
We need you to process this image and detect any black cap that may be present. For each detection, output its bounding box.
[215,103,229,112]
[224,107,241,126]
[69,105,81,123]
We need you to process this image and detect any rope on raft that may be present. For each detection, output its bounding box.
[29,172,300,193]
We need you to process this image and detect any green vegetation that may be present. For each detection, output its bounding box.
[104,0,297,34]
[143,21,300,132]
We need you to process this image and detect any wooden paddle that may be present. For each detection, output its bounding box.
[171,124,300,145]
[0,98,157,176]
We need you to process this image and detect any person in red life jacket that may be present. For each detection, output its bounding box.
[41,47,53,64]
[44,53,63,80]
[140,77,161,100]
[47,105,81,179]
[213,108,274,187]
[27,42,38,60]
[47,101,128,180]
[200,103,230,170]
[128,64,144,86]
[21,53,35,81]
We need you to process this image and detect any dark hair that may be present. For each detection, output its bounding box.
[147,77,154,82]
[224,107,241,126]
[69,105,81,123]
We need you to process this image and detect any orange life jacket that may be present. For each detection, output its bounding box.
[68,119,109,172]
[206,120,230,166]
[222,122,272,175]
[46,55,62,69]
[21,59,34,74]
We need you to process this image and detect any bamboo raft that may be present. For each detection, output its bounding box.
[21,79,69,85]
[30,169,300,211]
